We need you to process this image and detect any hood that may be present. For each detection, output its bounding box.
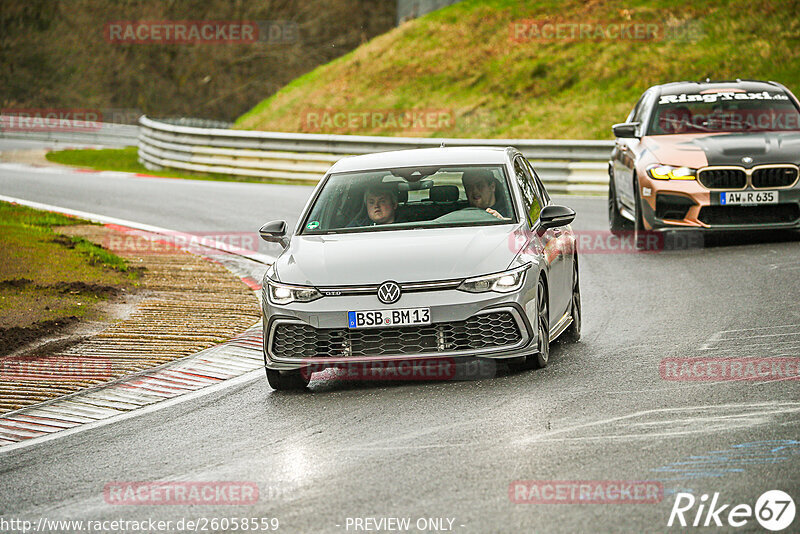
[642,131,800,168]
[274,225,519,286]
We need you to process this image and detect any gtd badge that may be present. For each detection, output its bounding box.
[377,281,401,304]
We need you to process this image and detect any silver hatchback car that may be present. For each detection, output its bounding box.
[259,147,581,390]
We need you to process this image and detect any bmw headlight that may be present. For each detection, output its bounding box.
[646,164,696,180]
[458,264,530,294]
[267,280,322,305]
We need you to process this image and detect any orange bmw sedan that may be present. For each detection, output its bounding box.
[609,79,800,238]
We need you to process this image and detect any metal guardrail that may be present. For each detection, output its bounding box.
[0,117,139,147]
[139,116,612,194]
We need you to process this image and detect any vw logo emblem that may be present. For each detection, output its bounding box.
[377,281,401,304]
[741,156,753,164]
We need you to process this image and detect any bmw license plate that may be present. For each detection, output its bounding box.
[720,190,778,205]
[348,308,431,329]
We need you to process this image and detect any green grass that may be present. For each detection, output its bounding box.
[45,147,319,186]
[235,0,800,139]
[0,201,137,334]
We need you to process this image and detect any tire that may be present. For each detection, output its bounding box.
[562,260,581,343]
[266,368,310,391]
[507,277,550,371]
[531,278,550,368]
[633,178,647,250]
[608,174,631,235]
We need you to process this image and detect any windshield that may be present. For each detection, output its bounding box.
[301,165,516,234]
[649,90,800,134]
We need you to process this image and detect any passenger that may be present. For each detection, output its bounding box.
[462,169,508,219]
[349,184,399,226]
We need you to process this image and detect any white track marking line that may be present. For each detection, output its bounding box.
[0,194,276,265]
[0,197,272,453]
[699,331,723,350]
[516,401,800,446]
[0,369,263,454]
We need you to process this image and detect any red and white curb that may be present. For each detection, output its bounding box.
[0,327,264,450]
[0,196,273,452]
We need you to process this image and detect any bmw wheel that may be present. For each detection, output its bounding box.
[608,173,631,235]
[633,179,647,250]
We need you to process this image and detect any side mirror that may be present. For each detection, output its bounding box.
[259,220,289,248]
[612,122,640,138]
[540,205,575,230]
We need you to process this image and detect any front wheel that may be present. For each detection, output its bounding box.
[633,179,648,250]
[508,278,550,371]
[608,174,631,235]
[531,278,550,368]
[266,368,310,391]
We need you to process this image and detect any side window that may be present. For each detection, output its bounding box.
[631,90,656,134]
[524,159,550,205]
[513,156,543,225]
[628,92,647,123]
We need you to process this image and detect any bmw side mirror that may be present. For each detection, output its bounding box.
[259,220,289,248]
[612,122,640,138]
[540,205,575,230]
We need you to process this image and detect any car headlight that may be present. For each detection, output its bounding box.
[646,164,697,180]
[458,264,529,294]
[267,280,322,305]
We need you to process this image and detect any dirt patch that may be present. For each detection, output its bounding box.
[0,202,137,338]
[0,279,34,289]
[52,281,120,297]
[0,317,79,355]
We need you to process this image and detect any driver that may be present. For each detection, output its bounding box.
[349,184,399,226]
[462,169,508,219]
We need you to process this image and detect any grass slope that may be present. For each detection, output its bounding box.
[235,0,800,139]
[0,202,137,351]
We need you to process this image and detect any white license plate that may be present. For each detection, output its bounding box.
[720,191,778,205]
[347,308,431,329]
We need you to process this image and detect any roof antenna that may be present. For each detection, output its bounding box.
[440,141,446,148]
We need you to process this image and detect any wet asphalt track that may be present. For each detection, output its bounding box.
[1,162,799,533]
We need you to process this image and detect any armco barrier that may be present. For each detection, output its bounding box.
[138,116,612,194]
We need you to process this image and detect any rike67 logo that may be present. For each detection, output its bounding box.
[668,490,795,531]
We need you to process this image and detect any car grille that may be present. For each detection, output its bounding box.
[270,312,522,359]
[655,194,695,220]
[752,167,798,189]
[698,168,747,189]
[698,204,800,226]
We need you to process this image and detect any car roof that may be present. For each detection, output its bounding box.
[328,147,515,174]
[654,79,786,95]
